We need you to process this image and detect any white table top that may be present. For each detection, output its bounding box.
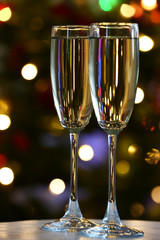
[0,219,158,240]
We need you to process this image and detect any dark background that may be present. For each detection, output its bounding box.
[0,0,160,222]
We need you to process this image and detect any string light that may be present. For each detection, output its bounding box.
[0,167,14,185]
[49,178,65,195]
[0,114,11,130]
[135,87,144,104]
[139,35,154,52]
[141,0,157,11]
[78,145,94,161]
[0,6,12,22]
[21,63,38,80]
[120,4,136,18]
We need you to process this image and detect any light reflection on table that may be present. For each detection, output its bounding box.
[0,219,158,239]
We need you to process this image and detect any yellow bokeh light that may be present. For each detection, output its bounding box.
[128,145,137,155]
[50,117,64,131]
[49,178,65,195]
[0,114,11,130]
[141,0,157,11]
[0,167,14,185]
[0,100,9,114]
[130,202,145,218]
[128,144,142,158]
[78,145,94,161]
[135,87,144,104]
[116,160,130,175]
[139,35,154,52]
[0,7,12,22]
[151,186,160,204]
[120,4,136,18]
[21,63,38,80]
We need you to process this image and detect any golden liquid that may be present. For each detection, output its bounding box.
[89,37,139,132]
[51,38,92,132]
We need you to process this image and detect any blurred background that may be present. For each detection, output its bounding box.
[0,0,160,222]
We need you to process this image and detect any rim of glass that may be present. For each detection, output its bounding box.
[52,25,90,30]
[51,25,90,38]
[91,22,138,27]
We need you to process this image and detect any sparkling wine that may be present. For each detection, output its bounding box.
[89,37,139,131]
[51,38,92,131]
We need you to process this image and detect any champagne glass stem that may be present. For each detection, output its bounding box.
[64,132,82,219]
[103,133,121,225]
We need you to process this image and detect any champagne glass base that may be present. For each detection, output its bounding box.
[41,217,97,232]
[81,223,144,238]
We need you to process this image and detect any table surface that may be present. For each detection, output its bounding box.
[0,219,158,240]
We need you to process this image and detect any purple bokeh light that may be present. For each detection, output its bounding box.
[79,129,108,169]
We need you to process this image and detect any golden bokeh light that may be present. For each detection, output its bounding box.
[0,100,10,114]
[141,0,157,11]
[151,186,160,204]
[128,145,138,155]
[0,167,14,185]
[0,114,11,130]
[120,4,136,18]
[135,87,144,104]
[49,178,65,195]
[139,35,154,52]
[128,144,142,158]
[78,145,94,161]
[21,63,38,80]
[50,117,64,131]
[116,160,130,175]
[0,7,12,22]
[130,202,145,218]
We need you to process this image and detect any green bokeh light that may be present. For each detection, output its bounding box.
[99,0,119,11]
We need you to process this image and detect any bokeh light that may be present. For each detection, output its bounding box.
[0,154,8,168]
[0,7,12,22]
[78,144,94,161]
[131,3,144,18]
[135,87,144,104]
[150,10,160,24]
[0,114,11,130]
[0,167,14,185]
[151,186,160,204]
[0,100,10,114]
[50,117,64,131]
[99,0,118,11]
[128,144,142,159]
[116,160,130,175]
[49,178,66,195]
[21,63,38,80]
[120,4,136,18]
[139,35,154,52]
[130,202,145,218]
[141,0,157,11]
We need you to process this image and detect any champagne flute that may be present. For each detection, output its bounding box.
[42,25,96,232]
[82,23,144,238]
